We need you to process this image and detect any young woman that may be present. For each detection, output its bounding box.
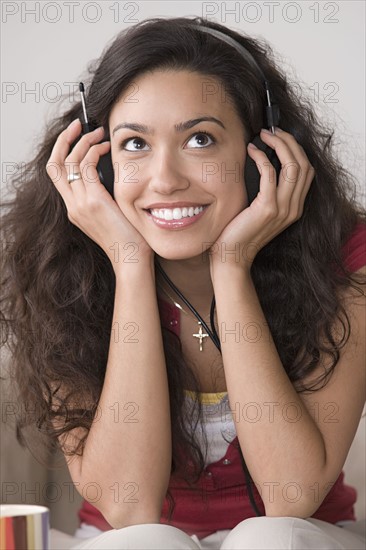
[1,16,365,550]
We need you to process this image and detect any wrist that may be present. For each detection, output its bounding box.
[210,257,252,286]
[209,242,259,282]
[113,251,156,281]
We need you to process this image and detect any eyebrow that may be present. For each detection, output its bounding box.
[112,116,226,137]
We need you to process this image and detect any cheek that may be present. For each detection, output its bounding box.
[237,183,249,211]
[209,154,246,199]
[215,179,248,216]
[113,171,141,209]
[113,186,137,221]
[111,151,136,198]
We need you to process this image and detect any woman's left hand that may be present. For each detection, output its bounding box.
[209,127,315,275]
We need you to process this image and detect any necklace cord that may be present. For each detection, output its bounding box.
[154,258,221,349]
[153,256,262,517]
[210,295,220,347]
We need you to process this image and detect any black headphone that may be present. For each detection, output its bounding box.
[78,24,282,518]
[195,24,281,205]
[79,25,281,206]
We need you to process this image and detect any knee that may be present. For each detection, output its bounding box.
[71,523,201,550]
[220,516,327,550]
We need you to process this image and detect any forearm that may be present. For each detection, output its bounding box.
[212,264,326,516]
[80,257,172,527]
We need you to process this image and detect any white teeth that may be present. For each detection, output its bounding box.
[150,206,205,221]
[173,208,182,220]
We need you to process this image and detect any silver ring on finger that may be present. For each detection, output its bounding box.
[67,172,82,183]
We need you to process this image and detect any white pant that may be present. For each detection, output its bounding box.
[49,517,366,550]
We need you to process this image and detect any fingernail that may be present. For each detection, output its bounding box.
[261,128,272,134]
[275,127,283,133]
[69,118,80,127]
[248,143,258,150]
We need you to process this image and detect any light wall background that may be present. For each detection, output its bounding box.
[2,0,365,196]
[1,0,365,534]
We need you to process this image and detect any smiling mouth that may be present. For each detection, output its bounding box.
[145,205,208,221]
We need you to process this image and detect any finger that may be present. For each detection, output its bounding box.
[64,143,111,192]
[47,120,106,200]
[259,129,304,211]
[271,128,315,217]
[273,128,313,178]
[296,164,315,217]
[47,118,80,165]
[46,118,89,201]
[78,141,111,187]
[46,120,76,189]
[64,126,105,186]
[63,141,111,209]
[65,125,105,167]
[260,129,301,184]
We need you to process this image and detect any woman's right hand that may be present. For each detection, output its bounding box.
[46,118,153,272]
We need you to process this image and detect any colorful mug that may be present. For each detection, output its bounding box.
[0,505,49,550]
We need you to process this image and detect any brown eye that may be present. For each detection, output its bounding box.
[186,131,216,149]
[120,137,149,151]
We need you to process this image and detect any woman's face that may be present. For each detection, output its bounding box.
[109,69,248,260]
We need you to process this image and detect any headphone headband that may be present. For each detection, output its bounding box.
[191,24,280,131]
[191,24,266,82]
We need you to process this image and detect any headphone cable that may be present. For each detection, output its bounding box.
[154,256,263,516]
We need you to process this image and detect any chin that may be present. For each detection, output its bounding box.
[151,242,209,262]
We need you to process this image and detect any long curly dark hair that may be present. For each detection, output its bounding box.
[1,16,365,521]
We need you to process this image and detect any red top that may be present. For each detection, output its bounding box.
[78,222,366,538]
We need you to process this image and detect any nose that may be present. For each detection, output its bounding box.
[147,147,190,194]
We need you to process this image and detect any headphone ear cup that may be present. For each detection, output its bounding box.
[244,135,282,205]
[95,125,115,198]
[97,151,114,198]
